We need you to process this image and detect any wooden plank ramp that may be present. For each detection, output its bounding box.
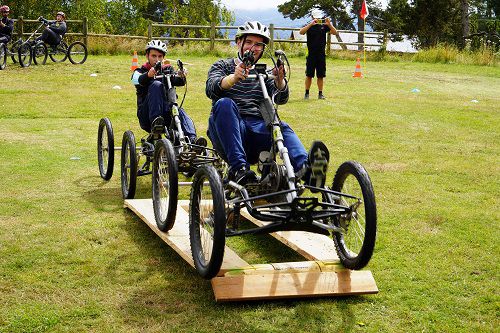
[125,199,378,301]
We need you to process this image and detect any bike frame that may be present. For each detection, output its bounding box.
[224,68,356,237]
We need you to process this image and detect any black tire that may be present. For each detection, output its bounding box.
[18,43,32,67]
[0,43,6,70]
[10,40,21,63]
[152,139,178,231]
[32,42,48,65]
[49,41,68,62]
[331,161,377,270]
[67,41,87,64]
[121,130,138,199]
[189,165,226,279]
[97,118,114,180]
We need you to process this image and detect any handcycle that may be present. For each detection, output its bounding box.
[188,49,377,279]
[97,59,223,232]
[16,17,88,67]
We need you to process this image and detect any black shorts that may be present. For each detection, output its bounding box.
[305,54,326,78]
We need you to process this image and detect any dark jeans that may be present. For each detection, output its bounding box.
[0,36,10,44]
[36,29,61,45]
[137,80,196,141]
[207,97,308,172]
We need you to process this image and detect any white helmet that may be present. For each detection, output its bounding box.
[311,9,325,19]
[145,40,167,54]
[235,21,270,44]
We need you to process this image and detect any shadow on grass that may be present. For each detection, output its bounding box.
[75,176,370,330]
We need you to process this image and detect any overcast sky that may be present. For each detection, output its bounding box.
[220,0,388,10]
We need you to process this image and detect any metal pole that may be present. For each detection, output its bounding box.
[269,23,274,52]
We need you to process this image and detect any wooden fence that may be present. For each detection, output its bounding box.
[12,17,389,53]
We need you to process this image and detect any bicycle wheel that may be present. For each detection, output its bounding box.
[152,139,178,231]
[121,130,138,199]
[97,117,114,180]
[331,161,377,270]
[189,165,226,279]
[49,41,68,62]
[67,41,87,64]
[0,43,6,70]
[32,42,48,65]
[10,40,21,63]
[17,43,32,67]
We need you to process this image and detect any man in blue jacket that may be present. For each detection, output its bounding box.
[131,40,198,142]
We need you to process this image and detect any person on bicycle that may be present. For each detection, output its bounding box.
[299,9,337,100]
[35,12,67,47]
[131,39,199,143]
[0,6,14,45]
[206,20,329,187]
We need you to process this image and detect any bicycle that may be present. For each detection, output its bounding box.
[189,50,377,279]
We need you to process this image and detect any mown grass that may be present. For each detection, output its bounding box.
[0,54,499,332]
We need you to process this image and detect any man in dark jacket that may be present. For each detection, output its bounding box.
[0,6,14,44]
[299,9,337,100]
[35,12,67,46]
[131,39,197,142]
[206,20,329,187]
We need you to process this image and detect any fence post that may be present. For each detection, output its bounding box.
[18,16,24,39]
[269,24,274,52]
[383,29,388,49]
[83,17,88,47]
[210,21,215,51]
[148,21,152,40]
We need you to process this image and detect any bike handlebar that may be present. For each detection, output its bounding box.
[246,73,276,80]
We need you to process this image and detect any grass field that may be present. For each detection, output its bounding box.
[0,54,499,332]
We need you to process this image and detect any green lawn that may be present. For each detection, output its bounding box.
[0,54,499,332]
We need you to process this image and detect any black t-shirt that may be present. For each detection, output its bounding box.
[0,17,14,37]
[306,24,330,55]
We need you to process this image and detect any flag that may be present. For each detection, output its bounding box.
[360,0,369,20]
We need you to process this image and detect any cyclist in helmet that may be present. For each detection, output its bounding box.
[206,20,329,187]
[0,6,14,45]
[131,39,198,143]
[35,12,67,47]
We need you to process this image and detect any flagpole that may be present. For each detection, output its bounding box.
[363,18,366,70]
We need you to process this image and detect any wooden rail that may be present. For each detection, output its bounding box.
[11,18,388,52]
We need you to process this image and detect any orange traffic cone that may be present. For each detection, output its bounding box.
[130,50,138,71]
[352,58,363,78]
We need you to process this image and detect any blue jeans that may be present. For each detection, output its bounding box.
[207,98,308,172]
[137,80,196,141]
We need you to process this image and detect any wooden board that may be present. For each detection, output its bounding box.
[125,199,378,301]
[124,199,248,270]
[212,270,378,301]
[240,209,340,261]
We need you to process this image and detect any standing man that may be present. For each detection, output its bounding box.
[0,6,14,45]
[299,8,337,100]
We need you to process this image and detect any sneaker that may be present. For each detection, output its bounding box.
[304,93,309,100]
[318,93,325,100]
[151,116,165,134]
[231,166,258,186]
[307,140,329,192]
[194,136,207,147]
[192,136,208,154]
